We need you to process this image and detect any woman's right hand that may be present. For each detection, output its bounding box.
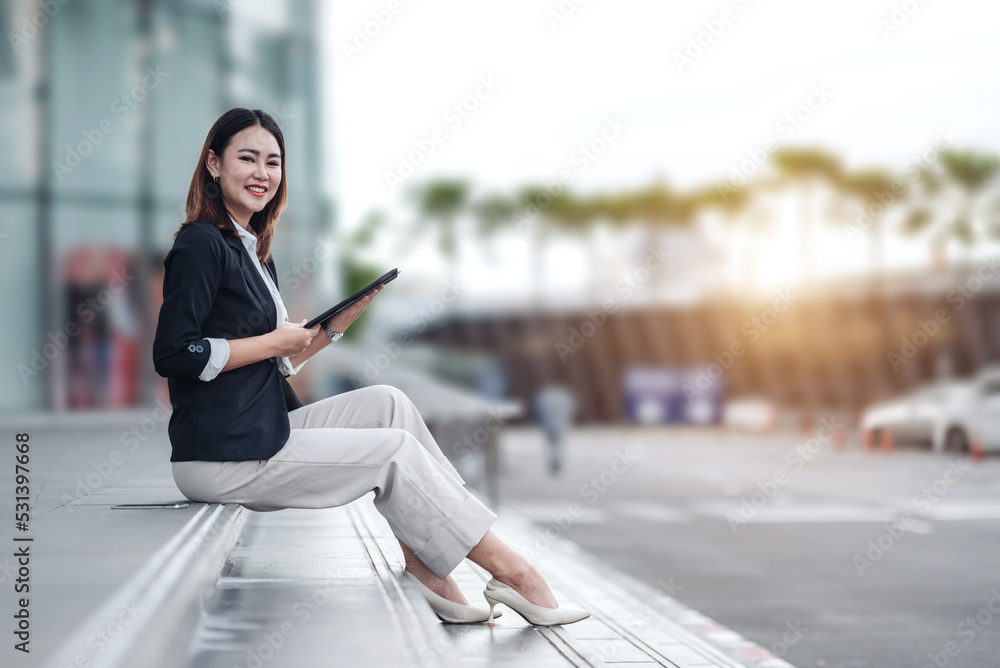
[267,319,320,357]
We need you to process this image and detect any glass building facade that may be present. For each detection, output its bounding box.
[0,0,333,414]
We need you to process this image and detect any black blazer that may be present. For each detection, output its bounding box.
[153,220,304,462]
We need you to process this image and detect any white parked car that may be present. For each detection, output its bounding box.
[862,382,972,452]
[861,366,1000,453]
[971,367,1000,452]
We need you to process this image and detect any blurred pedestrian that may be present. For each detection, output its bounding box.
[535,384,576,475]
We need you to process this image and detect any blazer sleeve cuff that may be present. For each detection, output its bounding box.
[198,338,232,382]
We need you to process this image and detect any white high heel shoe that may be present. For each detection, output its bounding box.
[483,577,590,626]
[405,571,502,623]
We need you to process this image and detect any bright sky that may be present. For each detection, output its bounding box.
[321,0,1000,303]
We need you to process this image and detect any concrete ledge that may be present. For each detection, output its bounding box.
[174,493,797,667]
[44,503,248,668]
[490,505,799,668]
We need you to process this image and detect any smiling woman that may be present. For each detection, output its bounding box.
[153,107,590,628]
[210,129,283,213]
[180,108,288,266]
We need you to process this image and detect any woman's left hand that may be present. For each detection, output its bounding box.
[323,285,384,334]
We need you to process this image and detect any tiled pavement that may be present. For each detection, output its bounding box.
[10,418,798,668]
[179,498,795,668]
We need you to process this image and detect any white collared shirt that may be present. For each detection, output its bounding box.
[198,216,309,381]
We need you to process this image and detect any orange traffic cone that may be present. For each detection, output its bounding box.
[862,430,874,453]
[880,428,894,454]
[971,432,985,462]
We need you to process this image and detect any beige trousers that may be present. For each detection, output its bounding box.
[171,384,497,579]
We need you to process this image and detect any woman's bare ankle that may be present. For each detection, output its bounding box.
[491,562,558,608]
[490,556,531,586]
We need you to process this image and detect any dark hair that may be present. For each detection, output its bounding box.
[175,108,287,263]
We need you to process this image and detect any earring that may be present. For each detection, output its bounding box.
[214,176,219,183]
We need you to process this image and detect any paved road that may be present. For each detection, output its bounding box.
[493,424,1000,668]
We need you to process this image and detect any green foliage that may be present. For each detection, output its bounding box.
[947,216,974,246]
[339,257,383,341]
[843,169,896,205]
[771,147,843,183]
[902,208,931,234]
[410,179,469,261]
[939,150,1000,191]
[899,150,1000,247]
[348,211,385,250]
[354,145,1000,267]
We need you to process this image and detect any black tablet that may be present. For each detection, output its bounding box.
[304,268,399,329]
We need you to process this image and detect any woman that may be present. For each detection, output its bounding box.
[152,108,588,626]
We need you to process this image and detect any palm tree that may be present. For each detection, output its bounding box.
[470,192,518,266]
[840,168,896,277]
[900,150,1000,265]
[898,150,1000,380]
[769,147,845,285]
[837,167,898,397]
[470,186,595,307]
[395,179,471,276]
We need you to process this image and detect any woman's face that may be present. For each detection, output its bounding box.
[207,124,282,227]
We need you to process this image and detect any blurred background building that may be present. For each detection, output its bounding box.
[350,157,1000,431]
[0,0,331,414]
[3,0,1000,446]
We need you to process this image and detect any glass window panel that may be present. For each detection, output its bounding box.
[49,0,141,197]
[0,201,44,412]
[151,7,224,204]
